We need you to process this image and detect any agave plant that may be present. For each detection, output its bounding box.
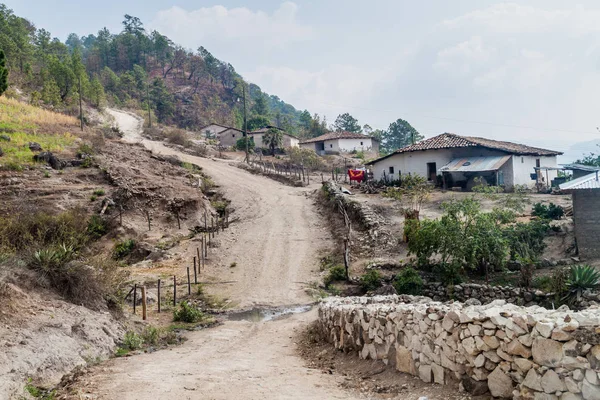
[564,265,600,303]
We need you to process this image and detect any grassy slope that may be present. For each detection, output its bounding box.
[0,97,78,169]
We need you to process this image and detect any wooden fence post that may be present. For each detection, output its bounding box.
[157,279,161,313]
[187,267,191,295]
[133,284,137,314]
[193,256,198,284]
[173,276,177,306]
[141,286,147,321]
[196,247,201,270]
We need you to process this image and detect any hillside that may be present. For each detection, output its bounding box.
[0,5,322,136]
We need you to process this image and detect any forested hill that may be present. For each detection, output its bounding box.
[0,5,328,136]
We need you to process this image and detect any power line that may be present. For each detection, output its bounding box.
[310,101,598,136]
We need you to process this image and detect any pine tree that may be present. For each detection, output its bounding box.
[0,50,8,96]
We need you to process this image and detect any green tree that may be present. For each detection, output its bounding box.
[41,76,61,105]
[262,127,283,156]
[0,50,8,96]
[47,55,76,101]
[247,115,270,131]
[251,93,269,116]
[333,113,362,133]
[575,145,600,167]
[150,77,174,122]
[89,76,106,107]
[381,118,423,154]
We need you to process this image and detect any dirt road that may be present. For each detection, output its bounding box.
[74,110,358,399]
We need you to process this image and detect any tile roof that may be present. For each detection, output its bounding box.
[366,133,562,165]
[249,126,298,138]
[300,131,375,144]
[198,123,236,131]
[559,171,600,190]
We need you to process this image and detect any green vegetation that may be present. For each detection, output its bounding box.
[324,265,347,287]
[123,331,144,351]
[262,127,283,155]
[532,202,564,220]
[93,188,105,196]
[565,265,600,303]
[113,239,135,259]
[236,136,255,151]
[383,174,432,215]
[173,301,204,323]
[359,270,382,292]
[393,267,423,295]
[24,378,56,400]
[0,49,7,96]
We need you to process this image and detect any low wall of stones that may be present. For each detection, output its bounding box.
[318,295,600,400]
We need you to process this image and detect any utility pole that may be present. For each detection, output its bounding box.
[243,85,249,163]
[147,79,152,128]
[78,75,83,132]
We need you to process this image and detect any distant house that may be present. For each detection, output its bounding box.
[560,172,600,259]
[249,126,299,149]
[216,127,245,148]
[300,131,379,155]
[365,133,562,191]
[199,123,232,139]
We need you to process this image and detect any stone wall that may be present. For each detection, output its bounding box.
[573,190,600,259]
[318,295,600,399]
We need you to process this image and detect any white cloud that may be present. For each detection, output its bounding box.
[443,3,600,36]
[433,36,496,77]
[149,2,313,50]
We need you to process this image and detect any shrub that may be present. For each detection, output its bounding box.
[77,143,95,157]
[87,215,108,238]
[532,202,564,220]
[433,262,464,285]
[504,220,549,261]
[565,265,600,303]
[123,331,143,350]
[393,267,423,295]
[90,195,97,202]
[324,265,347,287]
[236,136,255,151]
[173,301,204,323]
[93,189,105,196]
[532,275,552,292]
[113,239,135,260]
[166,129,189,147]
[142,326,159,346]
[360,270,382,292]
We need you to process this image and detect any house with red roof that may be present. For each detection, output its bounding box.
[365,133,562,191]
[300,131,379,155]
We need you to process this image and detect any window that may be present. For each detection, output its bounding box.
[232,134,235,138]
[330,144,333,148]
[389,166,395,174]
[360,141,363,145]
[521,157,524,163]
[536,159,541,168]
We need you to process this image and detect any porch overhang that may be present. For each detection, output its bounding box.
[439,155,511,173]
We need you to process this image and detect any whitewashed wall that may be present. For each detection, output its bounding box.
[203,124,228,138]
[218,128,244,148]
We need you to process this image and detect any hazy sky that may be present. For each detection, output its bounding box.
[6,1,600,157]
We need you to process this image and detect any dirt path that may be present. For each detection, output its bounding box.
[72,110,359,400]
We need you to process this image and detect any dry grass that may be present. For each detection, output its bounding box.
[0,96,79,129]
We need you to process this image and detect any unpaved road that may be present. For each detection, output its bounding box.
[72,110,357,399]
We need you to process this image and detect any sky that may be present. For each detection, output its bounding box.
[6,0,600,160]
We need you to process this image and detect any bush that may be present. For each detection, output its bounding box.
[166,129,189,147]
[123,331,143,350]
[504,220,549,261]
[142,326,159,346]
[87,215,108,238]
[532,275,552,292]
[113,239,135,260]
[236,136,255,151]
[360,270,382,292]
[93,189,105,196]
[324,265,347,287]
[393,267,423,295]
[173,301,204,323]
[532,202,564,220]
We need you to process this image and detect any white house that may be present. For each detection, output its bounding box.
[199,123,233,139]
[249,126,299,149]
[365,133,562,191]
[300,131,379,155]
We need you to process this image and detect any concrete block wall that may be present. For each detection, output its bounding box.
[573,190,600,259]
[318,295,600,399]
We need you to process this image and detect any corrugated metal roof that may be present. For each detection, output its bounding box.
[561,163,600,172]
[439,156,511,173]
[559,172,600,190]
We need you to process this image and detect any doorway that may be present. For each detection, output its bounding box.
[427,162,437,181]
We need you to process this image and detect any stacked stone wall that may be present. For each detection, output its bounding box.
[318,295,600,399]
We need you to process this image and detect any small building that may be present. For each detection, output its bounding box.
[216,127,245,148]
[300,131,379,155]
[199,123,232,139]
[249,126,299,149]
[560,172,600,259]
[365,133,562,191]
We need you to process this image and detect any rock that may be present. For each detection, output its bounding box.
[395,345,415,375]
[541,369,566,393]
[560,394,583,400]
[28,142,42,151]
[582,380,600,400]
[419,365,432,383]
[564,377,580,393]
[551,328,572,342]
[431,363,444,384]
[482,335,500,349]
[573,370,585,381]
[536,321,555,338]
[508,339,532,358]
[585,369,599,385]
[33,151,65,170]
[474,354,486,367]
[523,368,543,391]
[0,134,10,141]
[487,366,514,398]
[462,337,478,355]
[465,298,482,306]
[535,394,558,400]
[532,338,564,367]
[514,357,534,372]
[589,345,600,369]
[373,284,397,296]
[461,376,489,395]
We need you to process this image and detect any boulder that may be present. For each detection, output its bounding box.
[419,364,432,383]
[461,376,489,395]
[523,368,543,391]
[541,369,566,394]
[33,151,65,170]
[582,380,600,400]
[28,141,42,151]
[487,366,514,398]
[396,345,415,375]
